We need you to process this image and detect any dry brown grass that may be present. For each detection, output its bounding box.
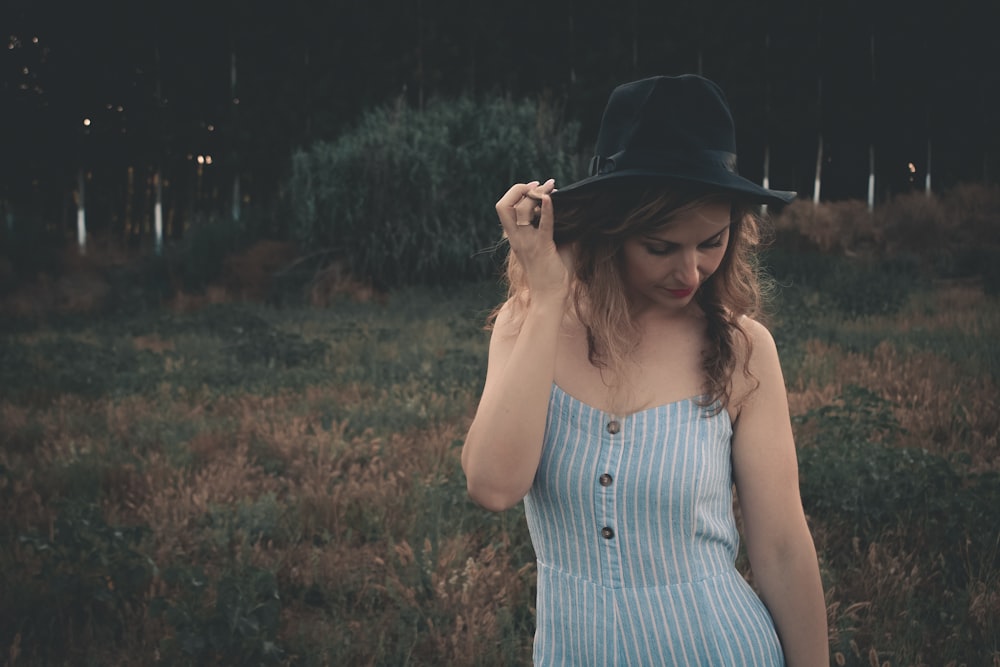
[789,337,999,472]
[774,199,879,255]
[3,271,996,664]
[308,259,386,306]
[772,184,1000,268]
[1,374,530,662]
[222,240,298,301]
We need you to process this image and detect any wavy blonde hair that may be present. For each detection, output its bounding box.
[493,180,768,413]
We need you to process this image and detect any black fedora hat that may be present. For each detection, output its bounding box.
[553,74,796,205]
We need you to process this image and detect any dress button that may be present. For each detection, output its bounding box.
[600,526,615,539]
[606,420,621,434]
[599,473,613,487]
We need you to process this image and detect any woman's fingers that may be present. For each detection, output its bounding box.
[534,187,554,235]
[496,179,556,232]
[495,181,538,230]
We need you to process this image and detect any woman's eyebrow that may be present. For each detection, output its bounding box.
[641,228,727,245]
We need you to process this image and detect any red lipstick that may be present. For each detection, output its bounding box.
[665,287,694,298]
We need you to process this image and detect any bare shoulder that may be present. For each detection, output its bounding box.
[490,295,526,339]
[740,316,779,360]
[730,316,784,415]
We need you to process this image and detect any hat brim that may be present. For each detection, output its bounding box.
[551,169,796,206]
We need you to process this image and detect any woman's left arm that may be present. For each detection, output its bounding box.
[731,319,828,667]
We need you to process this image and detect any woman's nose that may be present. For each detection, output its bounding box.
[676,250,700,286]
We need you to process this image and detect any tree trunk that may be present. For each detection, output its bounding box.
[77,167,87,254]
[925,140,932,196]
[869,31,876,210]
[867,145,876,211]
[813,133,823,204]
[154,169,163,255]
[231,49,241,223]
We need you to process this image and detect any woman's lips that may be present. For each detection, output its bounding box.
[665,287,694,298]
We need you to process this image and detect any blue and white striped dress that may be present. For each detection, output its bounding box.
[523,384,784,666]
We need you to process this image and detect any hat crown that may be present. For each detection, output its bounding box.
[592,75,737,176]
[553,74,795,205]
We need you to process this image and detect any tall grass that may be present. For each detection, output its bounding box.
[1,260,998,665]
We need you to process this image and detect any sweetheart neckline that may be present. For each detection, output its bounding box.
[551,383,716,417]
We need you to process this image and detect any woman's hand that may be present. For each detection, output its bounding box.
[495,179,573,301]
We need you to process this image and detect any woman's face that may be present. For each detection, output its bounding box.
[620,201,732,315]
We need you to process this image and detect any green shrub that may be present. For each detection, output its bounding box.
[0,214,64,284]
[168,216,246,293]
[796,386,960,536]
[825,254,923,318]
[761,248,842,289]
[151,564,285,665]
[289,95,580,287]
[1,503,154,662]
[0,336,164,402]
[762,250,921,320]
[231,328,328,368]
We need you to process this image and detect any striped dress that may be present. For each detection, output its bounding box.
[522,384,784,666]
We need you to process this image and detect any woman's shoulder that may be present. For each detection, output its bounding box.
[490,293,526,332]
[730,316,782,411]
[737,315,777,352]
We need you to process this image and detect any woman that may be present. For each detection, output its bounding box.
[462,75,827,666]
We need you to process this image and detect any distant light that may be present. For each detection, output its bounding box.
[22,66,28,75]
[204,155,213,165]
[83,118,91,127]
[186,153,193,160]
[117,105,124,112]
[232,97,240,105]
[106,103,113,110]
[197,155,205,165]
[907,162,916,173]
[32,36,39,44]
[207,124,215,132]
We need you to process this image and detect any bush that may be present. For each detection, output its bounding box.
[2,503,154,663]
[772,199,876,255]
[796,386,959,535]
[825,254,923,318]
[941,182,1000,246]
[152,564,285,665]
[289,94,580,287]
[167,216,246,293]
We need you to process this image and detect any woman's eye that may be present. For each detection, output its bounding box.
[700,238,724,249]
[644,245,674,255]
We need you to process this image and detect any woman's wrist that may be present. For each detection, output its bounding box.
[527,284,570,312]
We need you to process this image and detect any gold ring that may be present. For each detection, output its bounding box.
[515,220,532,227]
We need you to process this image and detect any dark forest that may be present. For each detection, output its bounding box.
[2,0,999,238]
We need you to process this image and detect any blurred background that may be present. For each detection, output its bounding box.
[3,0,998,265]
[2,3,999,666]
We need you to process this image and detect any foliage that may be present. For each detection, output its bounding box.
[1,273,998,665]
[763,249,924,320]
[151,564,285,665]
[167,215,248,293]
[289,94,580,287]
[1,502,154,663]
[796,386,959,533]
[770,184,1000,288]
[0,213,65,285]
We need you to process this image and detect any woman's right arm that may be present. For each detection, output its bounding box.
[462,180,570,511]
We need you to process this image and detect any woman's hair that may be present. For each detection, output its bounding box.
[494,180,769,413]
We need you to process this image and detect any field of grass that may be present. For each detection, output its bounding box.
[1,256,998,666]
